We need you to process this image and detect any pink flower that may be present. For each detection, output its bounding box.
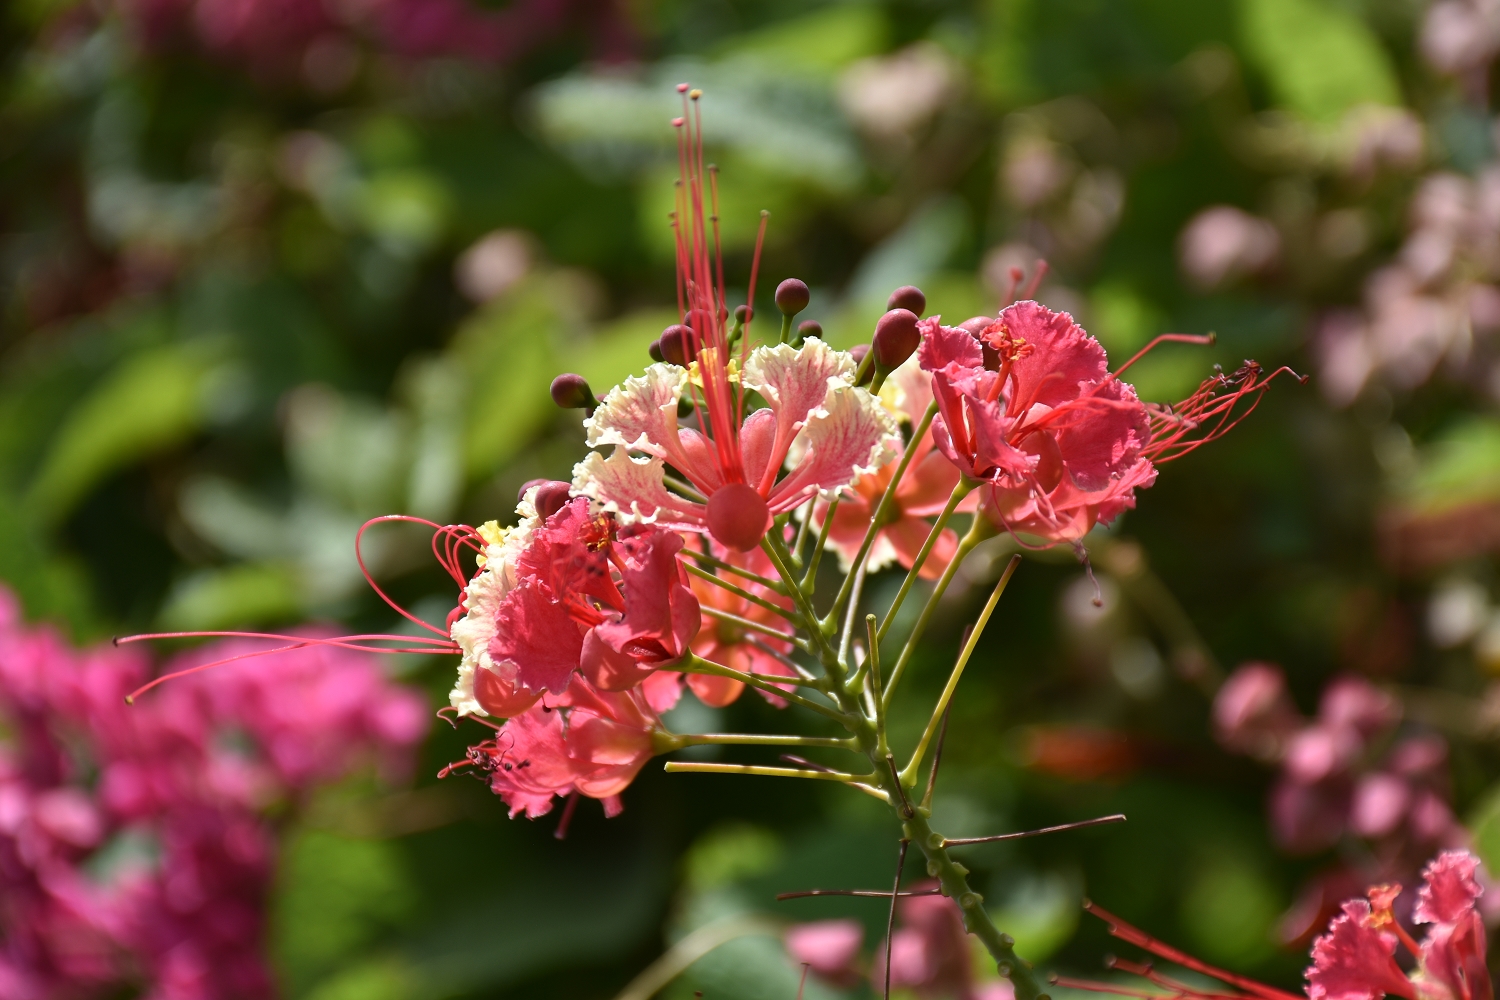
[1213,662,1300,760]
[1307,853,1491,1000]
[684,544,797,707]
[473,677,665,819]
[786,919,864,988]
[450,497,700,707]
[814,354,967,580]
[873,888,992,1000]
[572,96,897,553]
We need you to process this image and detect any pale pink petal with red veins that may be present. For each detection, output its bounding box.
[584,363,689,461]
[1306,900,1417,1000]
[675,427,725,493]
[768,386,898,510]
[572,449,708,529]
[742,337,856,488]
[998,300,1109,411]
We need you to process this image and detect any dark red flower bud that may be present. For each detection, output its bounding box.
[959,315,1002,370]
[550,373,596,410]
[648,339,664,363]
[797,320,822,341]
[659,324,693,366]
[734,304,752,324]
[849,343,873,386]
[706,482,770,552]
[886,285,926,316]
[873,308,921,372]
[533,481,574,520]
[775,278,810,316]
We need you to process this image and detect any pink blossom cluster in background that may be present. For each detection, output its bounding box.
[0,588,427,999]
[116,0,632,85]
[786,888,1015,1000]
[1214,663,1473,943]
[1316,169,1500,407]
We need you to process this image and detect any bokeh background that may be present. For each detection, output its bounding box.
[4,0,1500,997]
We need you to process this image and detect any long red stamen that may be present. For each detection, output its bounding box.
[1111,333,1217,379]
[1083,901,1303,1000]
[357,515,461,637]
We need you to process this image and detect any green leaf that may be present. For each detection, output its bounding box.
[1237,0,1400,122]
[713,4,888,74]
[987,872,1080,964]
[1468,783,1500,875]
[25,341,219,525]
[157,562,302,631]
[1397,418,1500,513]
[272,827,416,997]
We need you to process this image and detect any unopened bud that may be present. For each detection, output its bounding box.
[734,304,752,324]
[959,316,1002,370]
[659,324,692,366]
[550,373,596,410]
[520,480,573,519]
[775,278,810,316]
[648,339,664,363]
[797,319,822,342]
[887,285,926,316]
[873,308,921,373]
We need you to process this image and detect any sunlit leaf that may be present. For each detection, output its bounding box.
[1237,0,1400,122]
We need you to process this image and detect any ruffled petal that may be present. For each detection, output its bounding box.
[585,364,687,455]
[997,300,1109,412]
[572,449,708,528]
[769,386,899,510]
[742,337,856,489]
[1306,900,1417,1000]
[1416,851,1484,926]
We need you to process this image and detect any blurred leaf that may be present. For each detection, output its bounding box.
[713,4,888,74]
[924,272,994,327]
[987,872,1080,963]
[1237,0,1400,122]
[158,562,302,631]
[1395,417,1500,513]
[1090,282,1166,356]
[272,828,416,997]
[1468,784,1500,875]
[684,822,783,892]
[358,170,452,254]
[25,340,220,525]
[575,309,677,395]
[303,957,420,1000]
[0,488,95,635]
[1178,852,1279,965]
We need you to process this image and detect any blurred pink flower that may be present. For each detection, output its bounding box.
[1178,206,1280,289]
[0,586,426,1000]
[785,919,864,988]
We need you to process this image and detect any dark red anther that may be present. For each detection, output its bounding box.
[797,320,822,341]
[873,308,921,373]
[775,278,810,316]
[659,324,692,366]
[886,285,926,316]
[550,373,596,410]
[706,482,770,552]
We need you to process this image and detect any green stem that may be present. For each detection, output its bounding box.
[669,655,841,720]
[822,402,937,632]
[900,555,1019,786]
[701,607,808,648]
[664,762,866,782]
[882,513,997,708]
[678,548,786,594]
[876,478,974,645]
[800,495,838,592]
[680,562,797,621]
[675,733,854,749]
[762,532,838,660]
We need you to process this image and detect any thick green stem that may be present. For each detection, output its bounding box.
[667,655,841,720]
[883,513,997,707]
[680,561,797,621]
[678,547,787,594]
[876,478,974,646]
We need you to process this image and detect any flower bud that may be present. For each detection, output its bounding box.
[886,285,926,316]
[648,339,664,363]
[532,481,574,520]
[775,278,810,316]
[659,324,692,366]
[797,319,822,341]
[734,304,752,324]
[872,308,921,373]
[549,373,596,410]
[959,315,1002,370]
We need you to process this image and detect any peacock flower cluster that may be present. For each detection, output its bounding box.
[120,85,1296,1000]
